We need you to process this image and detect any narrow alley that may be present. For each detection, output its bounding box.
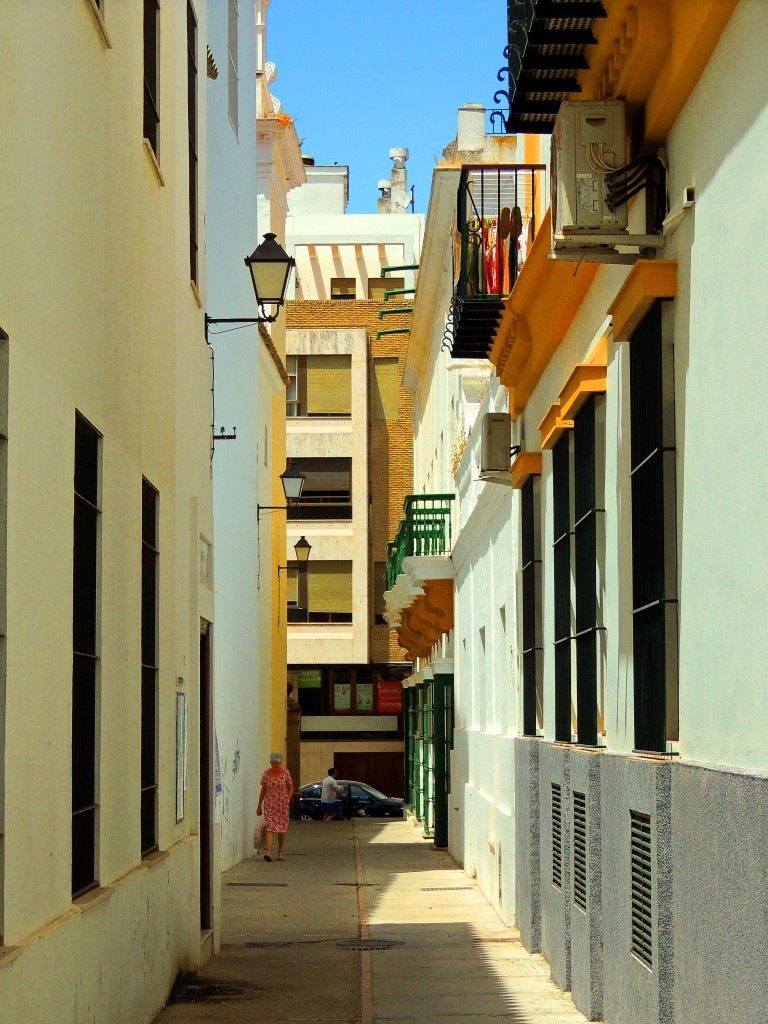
[155,820,586,1024]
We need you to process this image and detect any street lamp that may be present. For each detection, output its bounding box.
[278,535,312,577]
[205,232,295,339]
[257,465,306,520]
[293,535,312,564]
[244,233,296,317]
[279,465,306,502]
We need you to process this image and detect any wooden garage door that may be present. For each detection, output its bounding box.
[334,751,404,799]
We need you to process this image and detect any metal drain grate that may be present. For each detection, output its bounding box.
[420,886,473,891]
[227,882,288,887]
[334,882,380,887]
[170,980,259,1003]
[337,939,404,951]
[243,941,294,949]
[573,791,587,912]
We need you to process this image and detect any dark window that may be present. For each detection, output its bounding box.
[551,782,562,890]
[294,665,405,720]
[141,480,159,856]
[286,356,298,417]
[373,561,387,625]
[573,396,604,745]
[521,476,542,735]
[630,810,653,967]
[285,355,352,418]
[330,277,356,300]
[143,0,160,155]
[629,301,678,752]
[287,561,352,623]
[286,457,352,521]
[187,2,198,283]
[72,414,101,898]
[552,435,572,743]
[368,276,404,301]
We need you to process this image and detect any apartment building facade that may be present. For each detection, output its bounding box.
[388,2,768,1022]
[284,161,423,795]
[0,3,215,1021]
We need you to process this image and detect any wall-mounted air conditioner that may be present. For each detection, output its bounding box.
[550,100,667,264]
[480,413,512,475]
[552,100,628,245]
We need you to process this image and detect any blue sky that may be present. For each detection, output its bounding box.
[267,1,507,215]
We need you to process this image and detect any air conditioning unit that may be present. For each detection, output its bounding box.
[551,100,628,249]
[480,413,511,474]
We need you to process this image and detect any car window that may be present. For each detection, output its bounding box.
[361,784,388,800]
[302,785,320,798]
[351,785,374,800]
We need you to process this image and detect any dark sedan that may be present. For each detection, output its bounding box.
[298,780,404,820]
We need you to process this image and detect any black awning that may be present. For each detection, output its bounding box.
[495,0,606,134]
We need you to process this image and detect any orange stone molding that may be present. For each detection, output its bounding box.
[608,260,677,343]
[510,452,543,490]
[539,402,574,452]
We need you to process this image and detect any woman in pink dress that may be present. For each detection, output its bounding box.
[257,752,294,861]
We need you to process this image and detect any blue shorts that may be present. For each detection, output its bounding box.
[321,801,339,815]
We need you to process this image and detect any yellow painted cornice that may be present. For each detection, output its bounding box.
[608,260,677,342]
[510,452,542,489]
[579,0,739,150]
[488,0,734,421]
[490,210,600,418]
[559,362,608,421]
[539,403,574,452]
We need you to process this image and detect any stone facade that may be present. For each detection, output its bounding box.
[285,300,413,664]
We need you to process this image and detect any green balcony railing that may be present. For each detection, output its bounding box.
[386,494,454,590]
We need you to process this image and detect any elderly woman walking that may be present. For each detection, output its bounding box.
[257,752,294,862]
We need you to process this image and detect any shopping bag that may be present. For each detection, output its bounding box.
[253,816,267,850]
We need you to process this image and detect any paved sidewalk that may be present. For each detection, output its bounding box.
[153,819,588,1023]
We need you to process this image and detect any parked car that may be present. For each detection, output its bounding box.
[298,780,404,820]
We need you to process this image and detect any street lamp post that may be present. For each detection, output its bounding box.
[257,466,307,520]
[205,232,295,340]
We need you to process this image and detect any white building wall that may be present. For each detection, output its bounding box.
[663,0,768,772]
[451,375,518,924]
[208,0,267,875]
[514,1,768,771]
[0,2,214,1019]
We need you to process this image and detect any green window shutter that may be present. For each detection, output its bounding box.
[306,355,351,415]
[307,561,352,613]
[371,357,399,420]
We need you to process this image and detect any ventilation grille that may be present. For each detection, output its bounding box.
[552,783,563,889]
[573,791,587,911]
[630,810,653,967]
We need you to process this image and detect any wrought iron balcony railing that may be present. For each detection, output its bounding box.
[448,164,546,360]
[386,494,455,591]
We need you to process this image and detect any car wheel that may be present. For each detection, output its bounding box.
[300,813,314,821]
